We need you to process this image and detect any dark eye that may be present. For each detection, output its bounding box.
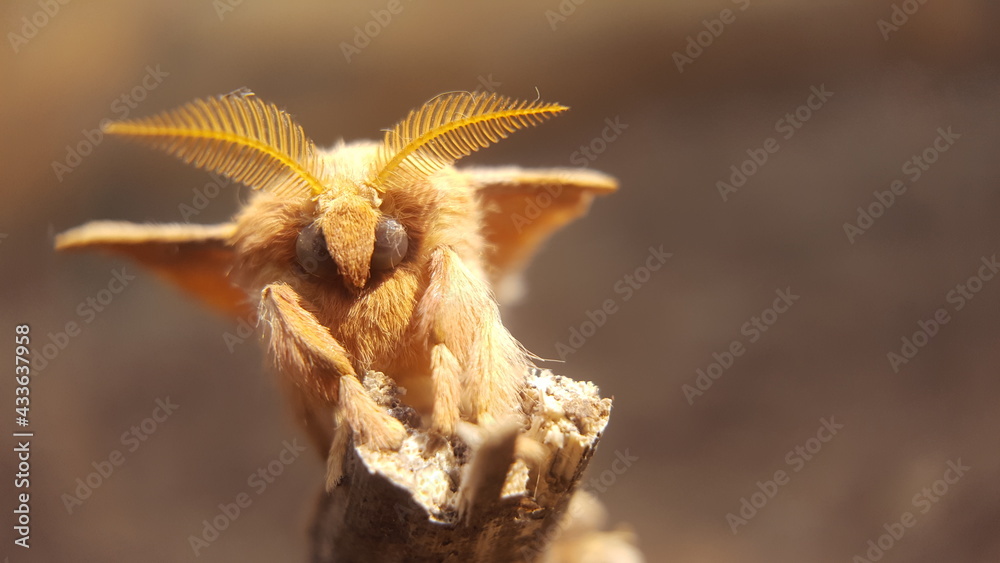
[295,222,339,279]
[371,217,407,271]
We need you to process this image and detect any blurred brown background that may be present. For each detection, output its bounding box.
[3,0,1000,561]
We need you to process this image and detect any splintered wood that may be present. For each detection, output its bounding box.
[310,369,618,563]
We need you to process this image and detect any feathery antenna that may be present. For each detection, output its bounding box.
[103,89,327,198]
[370,93,567,194]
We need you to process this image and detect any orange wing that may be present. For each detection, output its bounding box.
[55,221,250,318]
[462,167,618,300]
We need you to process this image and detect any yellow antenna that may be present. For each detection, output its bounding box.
[104,89,327,197]
[371,92,567,193]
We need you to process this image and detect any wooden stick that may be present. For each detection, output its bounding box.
[309,369,614,562]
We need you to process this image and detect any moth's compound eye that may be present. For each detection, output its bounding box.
[371,217,408,271]
[295,222,339,279]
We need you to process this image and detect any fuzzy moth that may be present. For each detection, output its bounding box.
[56,89,617,458]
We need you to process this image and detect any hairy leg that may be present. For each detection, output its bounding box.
[417,247,531,434]
[259,282,406,450]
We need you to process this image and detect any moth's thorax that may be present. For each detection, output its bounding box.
[319,141,376,181]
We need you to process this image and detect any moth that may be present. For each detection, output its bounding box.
[57,89,616,456]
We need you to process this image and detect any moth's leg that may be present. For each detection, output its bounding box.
[428,342,462,436]
[325,409,352,490]
[418,247,531,435]
[259,282,406,450]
